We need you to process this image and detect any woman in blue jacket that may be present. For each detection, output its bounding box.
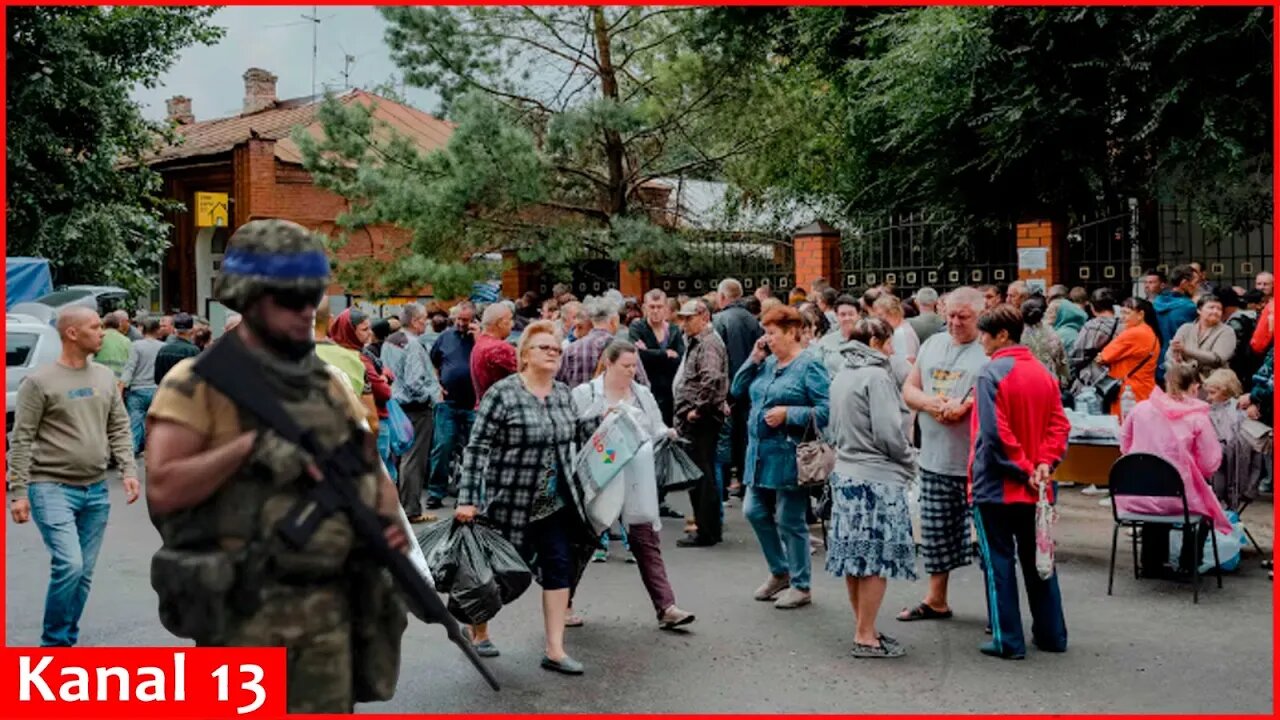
[731,305,831,609]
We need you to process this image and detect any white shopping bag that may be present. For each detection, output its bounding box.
[576,410,645,494]
[585,468,626,534]
[620,441,660,527]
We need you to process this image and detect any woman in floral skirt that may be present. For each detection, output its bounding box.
[825,318,919,658]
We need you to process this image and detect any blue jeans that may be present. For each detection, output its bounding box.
[428,402,475,501]
[743,485,812,591]
[27,480,111,646]
[125,389,155,455]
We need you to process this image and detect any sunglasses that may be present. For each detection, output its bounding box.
[530,343,562,356]
[269,287,325,311]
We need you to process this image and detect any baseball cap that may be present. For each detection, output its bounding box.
[675,300,705,317]
[173,312,195,331]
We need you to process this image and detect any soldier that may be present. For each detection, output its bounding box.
[144,219,410,714]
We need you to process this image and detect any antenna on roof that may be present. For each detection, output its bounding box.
[342,54,356,90]
[302,6,321,98]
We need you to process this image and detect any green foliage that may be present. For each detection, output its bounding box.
[700,6,1272,233]
[6,6,223,298]
[301,6,777,295]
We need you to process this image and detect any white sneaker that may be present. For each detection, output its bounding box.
[1081,485,1110,496]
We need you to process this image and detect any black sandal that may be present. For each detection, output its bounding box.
[851,639,905,658]
[896,603,953,622]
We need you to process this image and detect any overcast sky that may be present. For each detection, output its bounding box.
[131,6,441,122]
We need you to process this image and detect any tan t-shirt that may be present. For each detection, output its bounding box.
[147,358,368,449]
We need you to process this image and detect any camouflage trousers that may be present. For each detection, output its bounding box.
[200,582,354,714]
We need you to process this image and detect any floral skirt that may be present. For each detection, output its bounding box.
[825,474,918,581]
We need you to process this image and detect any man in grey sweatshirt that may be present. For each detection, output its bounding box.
[119,317,165,455]
[8,306,139,646]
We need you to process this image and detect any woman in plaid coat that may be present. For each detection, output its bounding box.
[454,320,601,675]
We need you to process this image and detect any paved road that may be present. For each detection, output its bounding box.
[5,474,1273,713]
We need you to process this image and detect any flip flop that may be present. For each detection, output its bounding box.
[896,603,953,622]
[565,614,585,628]
[851,639,905,658]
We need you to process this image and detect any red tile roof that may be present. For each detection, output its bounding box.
[143,89,453,166]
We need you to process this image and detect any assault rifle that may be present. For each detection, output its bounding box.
[192,330,500,692]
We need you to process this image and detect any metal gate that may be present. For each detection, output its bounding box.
[839,212,1017,294]
[654,235,795,297]
[1065,199,1273,297]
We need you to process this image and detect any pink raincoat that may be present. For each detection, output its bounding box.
[1118,388,1231,534]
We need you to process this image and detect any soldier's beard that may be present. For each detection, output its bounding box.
[245,307,315,362]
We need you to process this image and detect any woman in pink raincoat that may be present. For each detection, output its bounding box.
[1119,361,1230,578]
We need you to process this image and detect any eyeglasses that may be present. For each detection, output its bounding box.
[530,344,562,356]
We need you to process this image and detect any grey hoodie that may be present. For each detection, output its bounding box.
[828,341,917,486]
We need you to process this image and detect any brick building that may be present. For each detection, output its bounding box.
[142,68,453,321]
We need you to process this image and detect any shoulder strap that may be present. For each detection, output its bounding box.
[191,331,317,454]
[1123,341,1158,381]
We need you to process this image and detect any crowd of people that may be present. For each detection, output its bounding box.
[7,225,1274,683]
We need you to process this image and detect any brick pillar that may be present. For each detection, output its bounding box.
[793,220,841,294]
[501,250,540,299]
[619,261,652,299]
[1015,220,1064,291]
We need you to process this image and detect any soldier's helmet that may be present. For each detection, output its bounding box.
[213,219,330,312]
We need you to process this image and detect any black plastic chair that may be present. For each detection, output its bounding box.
[1234,498,1267,559]
[1108,453,1222,604]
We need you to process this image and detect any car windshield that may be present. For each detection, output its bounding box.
[7,332,38,367]
[36,289,91,306]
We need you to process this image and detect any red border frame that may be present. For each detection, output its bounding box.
[0,1,1275,718]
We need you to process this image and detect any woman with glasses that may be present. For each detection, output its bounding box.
[454,320,601,675]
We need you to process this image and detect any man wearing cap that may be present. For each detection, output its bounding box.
[672,298,729,547]
[153,312,201,385]
[144,219,410,713]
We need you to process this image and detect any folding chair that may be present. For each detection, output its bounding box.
[1234,498,1267,558]
[1108,453,1222,604]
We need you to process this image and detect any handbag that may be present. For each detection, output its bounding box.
[795,412,835,488]
[1094,342,1156,407]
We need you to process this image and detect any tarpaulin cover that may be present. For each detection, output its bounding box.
[6,257,53,309]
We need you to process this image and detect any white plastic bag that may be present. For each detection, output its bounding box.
[1168,513,1245,574]
[585,468,626,534]
[1034,480,1057,580]
[620,441,660,527]
[575,409,644,493]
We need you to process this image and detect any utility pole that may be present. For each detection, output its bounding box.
[302,6,320,97]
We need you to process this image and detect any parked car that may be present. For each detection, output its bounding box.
[6,313,62,437]
[9,284,133,325]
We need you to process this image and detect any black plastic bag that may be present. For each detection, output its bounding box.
[653,435,704,492]
[414,520,533,625]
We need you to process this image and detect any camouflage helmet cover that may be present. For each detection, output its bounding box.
[214,219,330,312]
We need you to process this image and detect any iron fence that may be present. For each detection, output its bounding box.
[839,212,1017,294]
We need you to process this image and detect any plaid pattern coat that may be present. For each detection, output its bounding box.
[457,373,599,549]
[557,328,650,389]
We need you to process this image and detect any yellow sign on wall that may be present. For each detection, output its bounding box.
[194,192,229,227]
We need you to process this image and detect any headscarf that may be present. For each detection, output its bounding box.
[1052,300,1089,354]
[330,308,368,352]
